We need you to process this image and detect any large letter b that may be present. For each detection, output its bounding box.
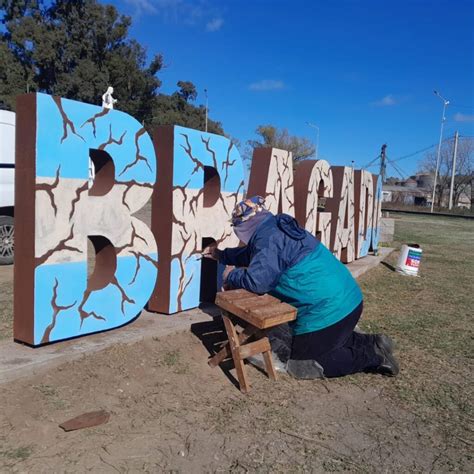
[14,94,157,345]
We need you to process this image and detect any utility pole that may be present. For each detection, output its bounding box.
[448,131,459,210]
[204,88,208,133]
[380,144,387,184]
[431,90,450,213]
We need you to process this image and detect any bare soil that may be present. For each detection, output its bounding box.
[0,214,472,472]
[0,330,467,473]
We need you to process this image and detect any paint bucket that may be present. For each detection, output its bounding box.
[396,244,422,276]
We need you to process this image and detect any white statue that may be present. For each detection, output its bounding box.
[102,86,117,110]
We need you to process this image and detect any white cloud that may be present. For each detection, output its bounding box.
[125,0,223,31]
[371,94,397,107]
[206,17,224,32]
[249,80,285,91]
[454,112,474,122]
[124,0,159,15]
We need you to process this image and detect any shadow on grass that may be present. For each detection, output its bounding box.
[381,261,397,272]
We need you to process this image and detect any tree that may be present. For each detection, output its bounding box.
[0,0,162,123]
[419,137,473,208]
[151,84,224,135]
[247,125,315,164]
[0,41,25,109]
[176,81,197,102]
[0,0,226,134]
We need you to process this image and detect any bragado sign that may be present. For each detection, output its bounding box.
[13,93,381,346]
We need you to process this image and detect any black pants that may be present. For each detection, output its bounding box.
[290,302,382,377]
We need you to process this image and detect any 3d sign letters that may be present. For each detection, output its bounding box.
[294,159,334,247]
[14,93,157,345]
[247,148,295,216]
[149,126,245,314]
[13,93,382,346]
[325,166,356,263]
[354,170,374,259]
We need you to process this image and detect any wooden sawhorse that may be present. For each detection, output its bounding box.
[208,289,297,393]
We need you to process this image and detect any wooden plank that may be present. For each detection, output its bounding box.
[222,315,250,394]
[247,304,297,328]
[250,302,296,316]
[215,298,256,323]
[263,350,278,381]
[217,298,296,329]
[216,290,297,329]
[216,289,253,304]
[216,291,282,317]
[208,325,261,368]
[59,410,110,432]
[234,295,280,312]
[238,338,271,360]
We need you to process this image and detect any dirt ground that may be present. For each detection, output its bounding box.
[0,214,473,472]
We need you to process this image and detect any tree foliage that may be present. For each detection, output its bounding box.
[419,137,473,207]
[0,0,224,133]
[0,0,162,122]
[176,80,197,102]
[247,125,315,163]
[151,88,223,134]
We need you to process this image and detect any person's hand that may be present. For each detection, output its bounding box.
[221,265,235,291]
[202,243,219,261]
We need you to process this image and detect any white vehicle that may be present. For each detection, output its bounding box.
[0,109,15,265]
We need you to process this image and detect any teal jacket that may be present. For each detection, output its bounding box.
[272,244,362,334]
[221,214,363,335]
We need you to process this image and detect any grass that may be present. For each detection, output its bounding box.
[0,275,13,341]
[0,446,33,461]
[161,349,189,374]
[360,214,473,357]
[32,383,67,409]
[357,213,474,454]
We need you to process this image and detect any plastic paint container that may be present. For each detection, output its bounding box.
[396,244,422,276]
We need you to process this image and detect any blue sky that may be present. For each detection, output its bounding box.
[111,0,474,177]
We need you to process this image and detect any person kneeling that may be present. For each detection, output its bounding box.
[203,196,399,379]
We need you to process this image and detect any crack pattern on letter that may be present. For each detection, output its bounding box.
[80,108,110,137]
[36,165,61,216]
[119,128,152,176]
[153,127,245,314]
[17,93,158,346]
[326,167,355,262]
[248,148,295,217]
[52,96,85,143]
[98,124,127,150]
[40,279,77,344]
[35,225,83,268]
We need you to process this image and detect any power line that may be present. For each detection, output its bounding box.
[391,142,438,162]
[391,138,454,162]
[362,134,470,172]
[386,157,407,179]
[361,154,381,169]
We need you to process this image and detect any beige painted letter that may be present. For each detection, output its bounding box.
[294,159,334,246]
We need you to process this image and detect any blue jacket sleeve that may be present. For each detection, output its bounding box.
[218,246,250,267]
[225,239,285,294]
